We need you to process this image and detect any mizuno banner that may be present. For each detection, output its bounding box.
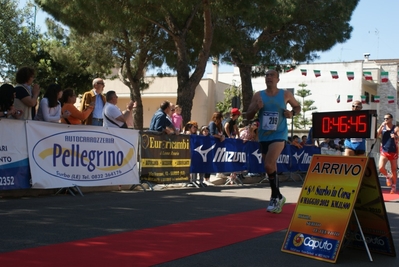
[190,135,263,173]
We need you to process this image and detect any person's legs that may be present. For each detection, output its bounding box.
[389,158,397,193]
[379,155,391,186]
[262,141,285,213]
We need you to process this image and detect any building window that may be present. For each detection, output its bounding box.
[364,91,370,104]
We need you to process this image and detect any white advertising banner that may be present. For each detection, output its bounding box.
[26,121,140,189]
[0,119,30,190]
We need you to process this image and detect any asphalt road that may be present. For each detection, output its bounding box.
[0,180,398,267]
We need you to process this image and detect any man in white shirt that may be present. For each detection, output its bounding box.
[103,91,133,128]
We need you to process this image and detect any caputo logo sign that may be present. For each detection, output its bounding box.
[31,131,136,180]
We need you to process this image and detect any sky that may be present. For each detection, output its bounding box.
[20,0,399,74]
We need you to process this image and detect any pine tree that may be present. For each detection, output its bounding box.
[293,83,317,129]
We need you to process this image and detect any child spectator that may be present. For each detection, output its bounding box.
[172,105,183,132]
[199,125,211,186]
[184,121,200,187]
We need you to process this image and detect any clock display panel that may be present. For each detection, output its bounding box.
[312,110,377,139]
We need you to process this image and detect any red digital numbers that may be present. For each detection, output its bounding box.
[322,117,330,133]
[321,114,367,133]
[338,116,348,132]
[357,115,367,132]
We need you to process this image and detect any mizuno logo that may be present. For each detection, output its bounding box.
[293,150,305,163]
[194,145,246,163]
[252,149,262,164]
[194,144,216,162]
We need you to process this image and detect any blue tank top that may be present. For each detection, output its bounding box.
[258,89,288,142]
[381,125,397,153]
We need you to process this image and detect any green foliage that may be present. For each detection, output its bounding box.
[216,83,245,125]
[293,83,317,129]
[212,0,359,112]
[0,0,37,81]
[37,20,116,93]
[0,1,112,92]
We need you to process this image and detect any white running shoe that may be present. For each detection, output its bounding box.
[272,196,286,214]
[266,198,278,212]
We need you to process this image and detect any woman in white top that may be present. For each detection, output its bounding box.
[35,84,70,122]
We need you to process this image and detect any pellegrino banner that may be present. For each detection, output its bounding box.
[26,121,140,189]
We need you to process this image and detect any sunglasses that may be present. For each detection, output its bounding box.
[96,82,105,85]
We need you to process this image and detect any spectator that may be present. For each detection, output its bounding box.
[319,138,331,149]
[103,91,131,128]
[344,100,365,156]
[239,120,259,142]
[184,120,198,135]
[377,113,398,194]
[184,121,201,187]
[208,111,225,142]
[304,127,318,146]
[0,84,23,119]
[14,66,40,120]
[208,111,226,179]
[300,135,307,146]
[291,135,303,148]
[149,100,177,134]
[199,125,211,184]
[223,108,240,138]
[172,105,183,132]
[60,88,93,125]
[167,102,175,124]
[35,84,70,122]
[80,78,106,126]
[122,100,136,128]
[240,120,260,178]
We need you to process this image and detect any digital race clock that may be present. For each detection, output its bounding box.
[312,110,377,139]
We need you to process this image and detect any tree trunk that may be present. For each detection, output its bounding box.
[238,64,255,125]
[174,1,213,126]
[119,56,145,130]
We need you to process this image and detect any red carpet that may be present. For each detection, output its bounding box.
[0,204,295,267]
[383,190,399,202]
